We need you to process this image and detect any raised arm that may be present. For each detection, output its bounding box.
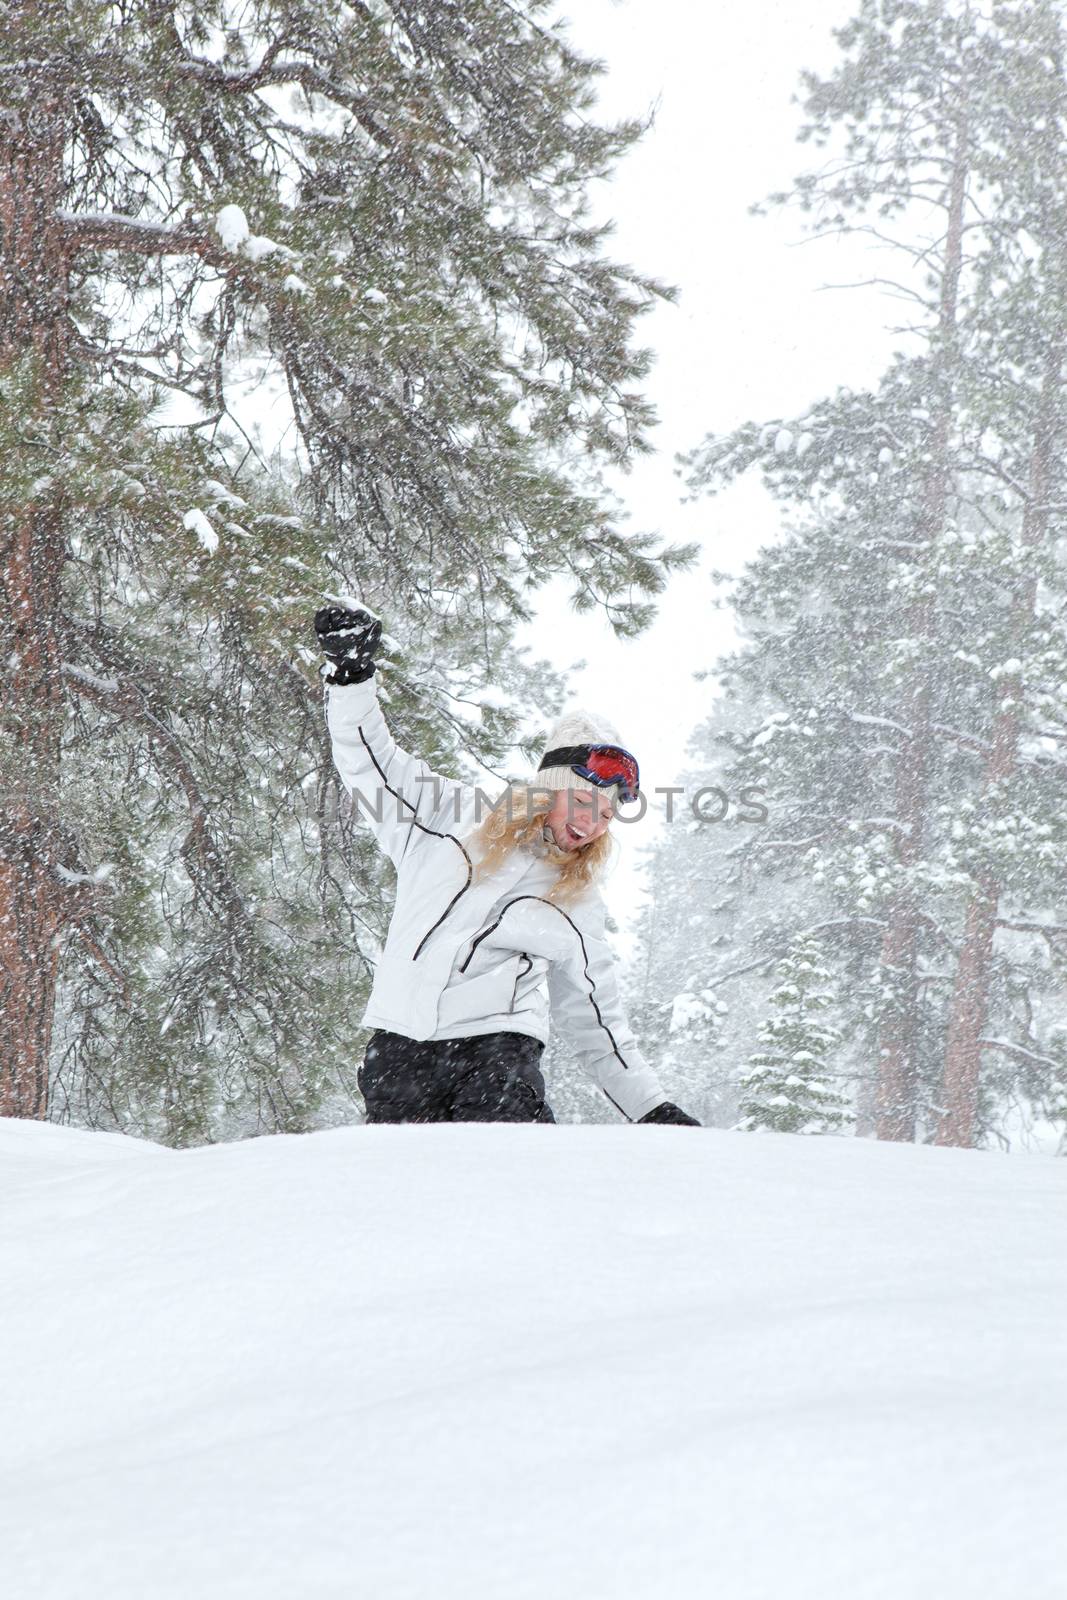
[316,605,465,868]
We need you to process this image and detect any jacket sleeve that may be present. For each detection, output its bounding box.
[547,893,668,1122]
[324,677,467,869]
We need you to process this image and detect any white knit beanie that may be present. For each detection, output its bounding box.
[535,705,628,795]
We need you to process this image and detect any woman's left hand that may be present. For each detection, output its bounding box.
[639,1102,701,1126]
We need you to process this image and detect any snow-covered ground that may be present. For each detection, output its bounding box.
[2,1119,1064,1599]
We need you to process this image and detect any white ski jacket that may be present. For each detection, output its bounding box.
[325,676,669,1122]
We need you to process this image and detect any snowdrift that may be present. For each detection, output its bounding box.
[1,1118,1064,1599]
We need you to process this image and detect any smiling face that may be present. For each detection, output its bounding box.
[544,786,615,851]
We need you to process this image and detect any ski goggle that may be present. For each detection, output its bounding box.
[538,743,641,803]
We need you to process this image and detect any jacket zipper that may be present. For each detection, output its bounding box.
[510,952,532,1011]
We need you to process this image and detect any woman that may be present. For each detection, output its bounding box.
[316,603,699,1127]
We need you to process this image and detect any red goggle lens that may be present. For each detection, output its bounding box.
[575,746,640,801]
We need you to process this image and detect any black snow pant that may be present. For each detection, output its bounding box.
[358,1028,556,1124]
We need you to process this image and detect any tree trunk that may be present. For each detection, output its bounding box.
[0,74,72,1117]
[873,904,921,1141]
[935,879,998,1147]
[934,337,1062,1147]
[873,104,969,1142]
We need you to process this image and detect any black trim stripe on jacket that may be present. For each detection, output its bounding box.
[510,953,533,1012]
[599,1086,629,1120]
[458,895,634,1076]
[356,723,473,960]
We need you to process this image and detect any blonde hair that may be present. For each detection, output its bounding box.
[467,782,614,904]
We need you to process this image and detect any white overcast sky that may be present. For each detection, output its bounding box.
[520,0,900,946]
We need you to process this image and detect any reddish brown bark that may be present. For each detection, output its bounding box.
[873,890,921,1142]
[0,75,73,1117]
[934,341,1062,1147]
[873,108,969,1142]
[935,881,999,1147]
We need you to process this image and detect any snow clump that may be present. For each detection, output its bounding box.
[215,204,249,250]
[183,509,218,555]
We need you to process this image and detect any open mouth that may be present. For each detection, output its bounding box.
[564,824,584,845]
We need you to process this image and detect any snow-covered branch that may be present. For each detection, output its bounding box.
[931,723,993,755]
[174,52,392,147]
[978,1037,1062,1072]
[844,711,912,739]
[56,210,224,265]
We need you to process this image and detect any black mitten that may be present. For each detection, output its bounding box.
[314,604,383,686]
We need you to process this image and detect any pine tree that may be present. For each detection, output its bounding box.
[736,940,850,1136]
[680,0,1067,1150]
[0,1,695,1137]
[935,0,1067,1145]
